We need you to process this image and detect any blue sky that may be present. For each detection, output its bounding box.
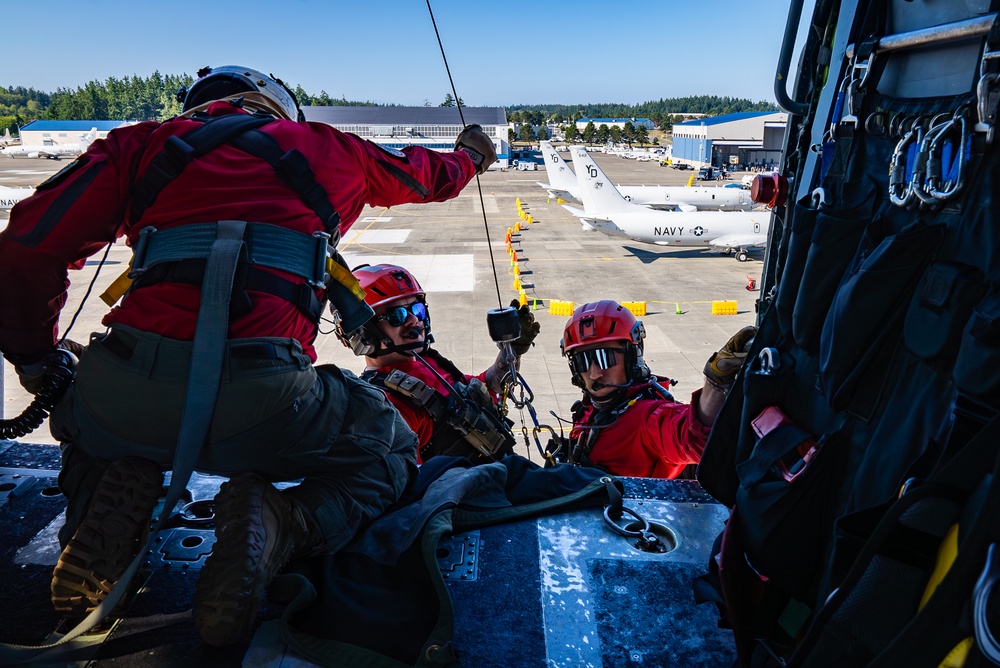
[7,0,798,106]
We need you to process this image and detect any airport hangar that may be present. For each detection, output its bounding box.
[18,120,132,145]
[21,108,513,169]
[302,106,512,169]
[670,111,787,169]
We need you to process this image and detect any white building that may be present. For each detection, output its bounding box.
[18,120,132,146]
[671,111,788,169]
[302,106,511,169]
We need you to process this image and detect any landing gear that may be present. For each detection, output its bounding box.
[736,249,749,262]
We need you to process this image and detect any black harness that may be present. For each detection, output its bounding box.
[362,350,516,463]
[126,111,345,322]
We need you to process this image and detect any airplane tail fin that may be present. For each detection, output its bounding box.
[81,128,98,146]
[569,146,635,214]
[538,141,577,190]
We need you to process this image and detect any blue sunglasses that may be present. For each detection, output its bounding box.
[376,301,427,327]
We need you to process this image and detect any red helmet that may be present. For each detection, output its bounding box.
[354,264,425,309]
[337,264,432,357]
[561,300,648,387]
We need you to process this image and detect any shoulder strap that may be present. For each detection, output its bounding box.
[130,113,272,223]
[422,348,466,385]
[229,130,342,239]
[363,369,450,422]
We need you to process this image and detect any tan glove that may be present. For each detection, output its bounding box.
[455,124,497,175]
[509,299,540,356]
[15,339,84,395]
[704,326,757,388]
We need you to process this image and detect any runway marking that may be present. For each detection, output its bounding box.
[341,229,410,244]
[341,253,474,292]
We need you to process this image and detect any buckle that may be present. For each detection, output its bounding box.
[128,226,158,278]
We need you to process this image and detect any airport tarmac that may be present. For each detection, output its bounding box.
[0,150,760,460]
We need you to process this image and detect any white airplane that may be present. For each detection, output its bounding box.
[1,127,97,160]
[0,185,35,210]
[537,140,754,212]
[0,129,16,147]
[564,146,770,261]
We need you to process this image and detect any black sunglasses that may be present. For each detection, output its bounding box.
[375,301,427,327]
[569,347,624,374]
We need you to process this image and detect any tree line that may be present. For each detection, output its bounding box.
[0,72,390,135]
[507,96,778,132]
[0,73,778,137]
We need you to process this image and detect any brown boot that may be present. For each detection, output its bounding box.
[192,473,312,646]
[50,457,163,618]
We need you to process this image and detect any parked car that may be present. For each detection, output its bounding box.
[670,163,693,170]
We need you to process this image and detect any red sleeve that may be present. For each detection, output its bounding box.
[336,131,477,210]
[0,128,140,361]
[643,389,712,477]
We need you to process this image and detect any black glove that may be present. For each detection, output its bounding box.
[704,326,757,388]
[455,124,498,175]
[509,299,540,356]
[454,377,499,416]
[15,339,85,395]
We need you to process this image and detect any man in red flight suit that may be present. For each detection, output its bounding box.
[552,300,755,478]
[340,263,539,464]
[0,65,497,645]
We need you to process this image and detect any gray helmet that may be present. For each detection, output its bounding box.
[179,65,304,121]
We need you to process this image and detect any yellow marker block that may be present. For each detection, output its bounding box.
[513,276,522,290]
[687,174,696,187]
[516,197,521,207]
[549,300,575,317]
[557,198,565,204]
[520,210,527,220]
[621,301,647,316]
[513,265,520,277]
[526,215,533,224]
[519,290,528,307]
[514,222,521,232]
[711,300,738,315]
[675,303,682,314]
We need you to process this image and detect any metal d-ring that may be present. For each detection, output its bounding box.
[603,505,666,553]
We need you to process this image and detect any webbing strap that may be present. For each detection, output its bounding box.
[362,369,450,422]
[230,130,342,240]
[130,221,327,284]
[130,113,273,224]
[0,221,248,662]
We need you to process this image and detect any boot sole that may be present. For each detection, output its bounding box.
[51,458,163,618]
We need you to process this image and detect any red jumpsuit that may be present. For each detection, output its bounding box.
[0,103,476,363]
[570,383,710,478]
[367,353,489,464]
[0,103,477,552]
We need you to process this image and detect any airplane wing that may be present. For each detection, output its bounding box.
[708,234,767,249]
[562,204,587,217]
[537,183,573,199]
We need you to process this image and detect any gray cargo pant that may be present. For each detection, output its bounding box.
[49,324,418,551]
